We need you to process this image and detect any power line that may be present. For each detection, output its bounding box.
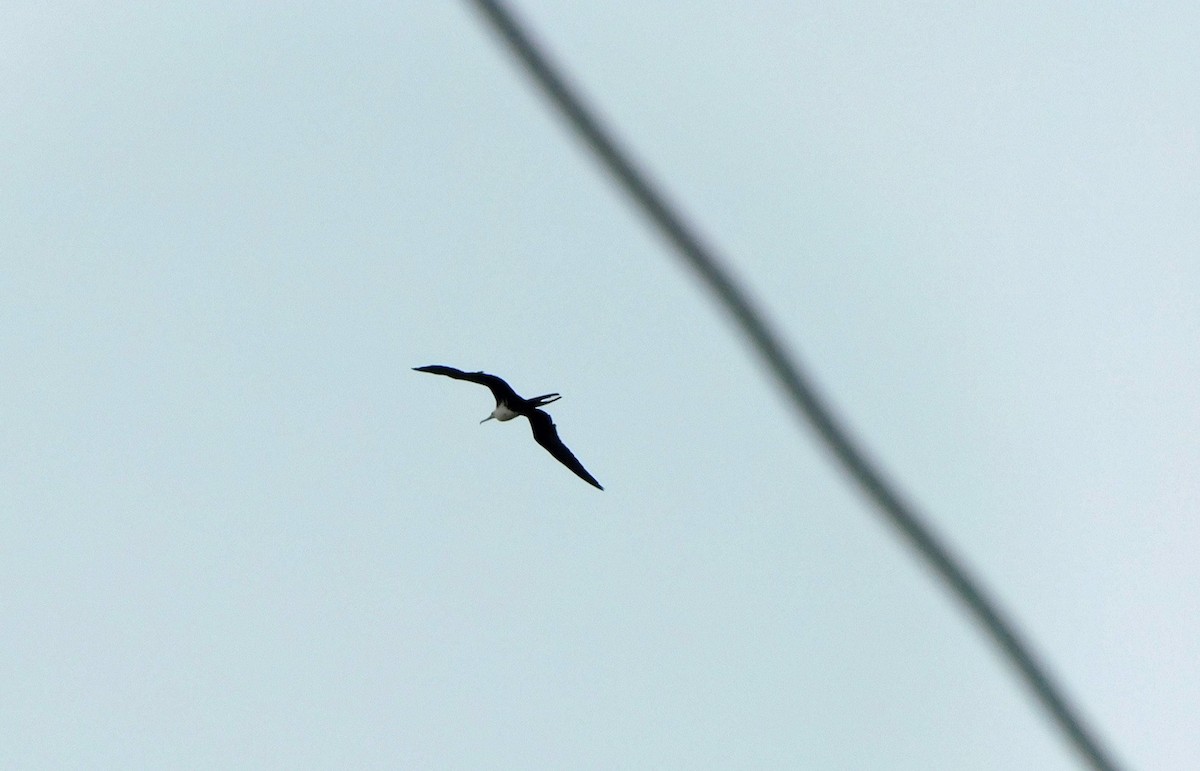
[462,2,1123,770]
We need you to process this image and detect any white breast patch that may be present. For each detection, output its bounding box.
[492,404,520,422]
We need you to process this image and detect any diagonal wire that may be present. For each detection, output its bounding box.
[463,2,1123,770]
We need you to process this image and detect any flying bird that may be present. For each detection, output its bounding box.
[413,365,603,490]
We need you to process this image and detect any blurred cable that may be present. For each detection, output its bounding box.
[463,2,1122,769]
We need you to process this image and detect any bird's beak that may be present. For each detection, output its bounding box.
[480,416,494,424]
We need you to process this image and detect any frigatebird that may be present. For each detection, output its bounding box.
[414,365,603,490]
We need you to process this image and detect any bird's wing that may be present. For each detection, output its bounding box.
[526,409,603,490]
[413,365,520,406]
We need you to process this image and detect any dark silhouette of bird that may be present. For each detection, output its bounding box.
[414,365,603,490]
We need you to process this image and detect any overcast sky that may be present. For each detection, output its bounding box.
[4,2,1199,768]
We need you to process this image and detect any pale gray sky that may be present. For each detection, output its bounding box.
[4,3,1198,768]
